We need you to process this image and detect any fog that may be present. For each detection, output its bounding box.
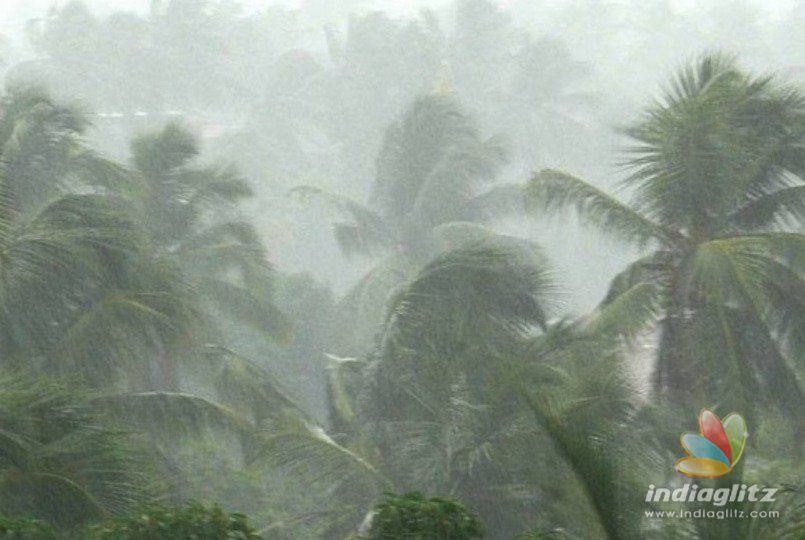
[5,0,802,309]
[0,1,802,538]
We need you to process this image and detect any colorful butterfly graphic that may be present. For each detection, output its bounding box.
[675,409,747,478]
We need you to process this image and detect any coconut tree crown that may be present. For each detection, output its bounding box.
[527,53,805,423]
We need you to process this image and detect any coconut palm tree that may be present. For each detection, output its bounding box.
[352,239,802,540]
[319,239,657,538]
[0,88,361,535]
[0,86,195,388]
[294,93,521,352]
[0,370,150,529]
[0,192,196,387]
[451,0,601,170]
[526,54,805,437]
[122,122,288,348]
[0,84,124,216]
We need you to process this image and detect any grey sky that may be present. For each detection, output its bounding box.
[1,0,795,25]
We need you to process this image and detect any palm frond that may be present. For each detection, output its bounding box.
[181,165,253,204]
[177,221,266,267]
[0,472,107,526]
[621,53,805,234]
[0,84,91,212]
[372,93,490,223]
[0,428,32,469]
[522,392,640,540]
[0,370,149,527]
[763,260,805,364]
[690,236,777,308]
[601,251,672,304]
[94,391,252,437]
[381,238,557,359]
[426,221,499,256]
[686,237,805,417]
[67,149,130,191]
[664,52,742,104]
[731,184,805,228]
[587,282,662,341]
[333,221,394,258]
[251,411,390,490]
[203,345,308,423]
[690,233,805,307]
[130,122,198,176]
[197,277,290,342]
[0,194,165,368]
[527,169,669,248]
[410,137,508,227]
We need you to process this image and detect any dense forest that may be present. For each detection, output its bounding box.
[0,0,803,538]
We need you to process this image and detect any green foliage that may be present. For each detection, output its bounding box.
[1,38,803,540]
[298,93,511,261]
[123,123,288,345]
[526,169,671,248]
[0,83,122,215]
[347,242,642,537]
[0,88,294,534]
[0,516,58,539]
[294,93,518,353]
[0,371,149,529]
[365,492,483,539]
[87,502,261,540]
[0,86,197,389]
[526,54,805,433]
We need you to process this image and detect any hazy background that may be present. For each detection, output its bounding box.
[1,0,803,313]
[0,2,803,537]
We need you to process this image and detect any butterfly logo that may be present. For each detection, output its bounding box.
[675,409,747,478]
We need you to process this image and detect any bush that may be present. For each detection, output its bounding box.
[0,516,58,539]
[366,492,484,539]
[87,502,261,539]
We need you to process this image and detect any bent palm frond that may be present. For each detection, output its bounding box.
[251,411,390,489]
[731,184,805,229]
[587,282,662,341]
[94,391,252,437]
[197,277,290,341]
[381,239,556,357]
[527,169,669,248]
[203,345,308,423]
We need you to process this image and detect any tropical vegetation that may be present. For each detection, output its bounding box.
[0,1,802,538]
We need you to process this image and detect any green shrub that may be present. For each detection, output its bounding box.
[88,502,261,539]
[366,492,484,539]
[0,516,58,539]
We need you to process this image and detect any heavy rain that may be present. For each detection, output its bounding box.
[0,1,802,538]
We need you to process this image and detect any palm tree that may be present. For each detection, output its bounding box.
[0,193,196,387]
[0,84,123,216]
[0,86,195,388]
[355,241,556,536]
[451,1,601,169]
[124,123,288,348]
[295,93,519,352]
[526,54,805,438]
[72,122,289,390]
[0,370,150,529]
[322,240,651,538]
[355,241,801,540]
[0,88,360,535]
